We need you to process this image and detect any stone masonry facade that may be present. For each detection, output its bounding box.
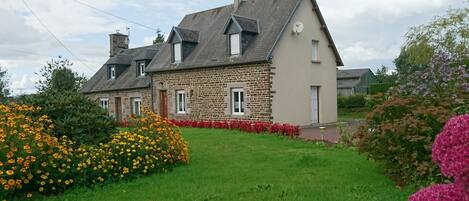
[152,63,273,122]
[85,88,152,122]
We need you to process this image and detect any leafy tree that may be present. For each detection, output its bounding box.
[395,7,469,79]
[19,57,117,145]
[153,29,166,44]
[375,66,398,83]
[37,56,87,93]
[0,66,9,97]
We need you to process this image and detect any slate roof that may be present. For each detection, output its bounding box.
[337,69,372,79]
[170,27,200,43]
[224,15,259,34]
[337,69,373,89]
[81,44,162,94]
[147,0,343,73]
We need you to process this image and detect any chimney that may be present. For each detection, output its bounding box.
[234,0,246,12]
[109,32,129,57]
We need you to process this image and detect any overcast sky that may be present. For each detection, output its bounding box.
[0,0,466,95]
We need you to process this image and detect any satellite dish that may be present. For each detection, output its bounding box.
[293,21,304,35]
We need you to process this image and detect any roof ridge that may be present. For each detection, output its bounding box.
[184,4,232,17]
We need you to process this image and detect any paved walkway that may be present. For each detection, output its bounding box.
[299,121,363,144]
[299,126,340,143]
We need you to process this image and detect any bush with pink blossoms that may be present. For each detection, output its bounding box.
[432,115,469,185]
[410,115,469,201]
[410,183,469,201]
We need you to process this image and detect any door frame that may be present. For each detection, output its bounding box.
[115,97,122,122]
[310,86,320,124]
[159,90,168,118]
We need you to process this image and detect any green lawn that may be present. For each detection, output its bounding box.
[41,128,412,201]
[338,108,368,122]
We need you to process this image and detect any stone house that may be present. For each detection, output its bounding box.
[337,69,378,96]
[81,33,161,122]
[146,0,343,126]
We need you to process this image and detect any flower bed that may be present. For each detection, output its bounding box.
[170,120,300,137]
[0,104,189,200]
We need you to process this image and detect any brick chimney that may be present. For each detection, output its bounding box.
[109,33,129,57]
[234,0,246,12]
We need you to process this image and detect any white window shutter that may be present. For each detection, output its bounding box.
[230,34,240,55]
[174,43,182,62]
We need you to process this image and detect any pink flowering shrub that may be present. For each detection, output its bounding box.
[432,115,469,185]
[410,183,469,201]
[410,115,469,201]
[170,119,300,137]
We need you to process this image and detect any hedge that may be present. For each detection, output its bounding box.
[369,82,395,95]
[337,95,366,109]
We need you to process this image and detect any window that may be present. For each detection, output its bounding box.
[138,62,146,77]
[176,90,186,114]
[173,43,182,63]
[231,88,245,115]
[312,40,319,62]
[131,98,142,116]
[110,66,116,79]
[230,34,240,56]
[99,98,109,111]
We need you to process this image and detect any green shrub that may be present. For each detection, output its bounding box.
[369,83,395,95]
[355,97,454,186]
[19,91,117,145]
[337,95,366,109]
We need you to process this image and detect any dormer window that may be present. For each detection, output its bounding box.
[168,27,200,64]
[223,15,259,57]
[230,34,241,56]
[110,66,116,79]
[173,43,182,63]
[137,62,146,77]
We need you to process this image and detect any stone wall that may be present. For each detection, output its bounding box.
[85,88,152,122]
[151,63,273,122]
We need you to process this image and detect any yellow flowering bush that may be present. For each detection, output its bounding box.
[0,104,75,199]
[72,110,189,185]
[0,104,189,200]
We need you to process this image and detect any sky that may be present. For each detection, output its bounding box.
[0,0,467,95]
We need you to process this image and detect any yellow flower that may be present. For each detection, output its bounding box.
[6,170,14,176]
[27,193,33,198]
[38,187,44,192]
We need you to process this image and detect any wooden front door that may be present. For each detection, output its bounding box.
[159,90,168,118]
[115,97,122,122]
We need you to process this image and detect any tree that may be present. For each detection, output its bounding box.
[0,66,9,97]
[153,29,166,44]
[375,65,398,83]
[37,56,87,93]
[395,7,469,79]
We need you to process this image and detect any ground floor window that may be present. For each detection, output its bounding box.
[231,88,245,115]
[99,98,109,111]
[131,97,142,116]
[176,90,186,114]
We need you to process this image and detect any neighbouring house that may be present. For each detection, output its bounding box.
[81,33,162,122]
[337,68,378,96]
[146,0,343,126]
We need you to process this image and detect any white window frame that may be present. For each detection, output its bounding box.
[231,88,245,115]
[312,40,319,62]
[176,90,186,114]
[110,66,116,79]
[131,97,142,116]
[138,62,146,77]
[230,33,241,56]
[99,98,109,111]
[173,43,182,63]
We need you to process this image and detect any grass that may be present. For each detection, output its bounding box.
[338,108,368,122]
[41,128,412,201]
